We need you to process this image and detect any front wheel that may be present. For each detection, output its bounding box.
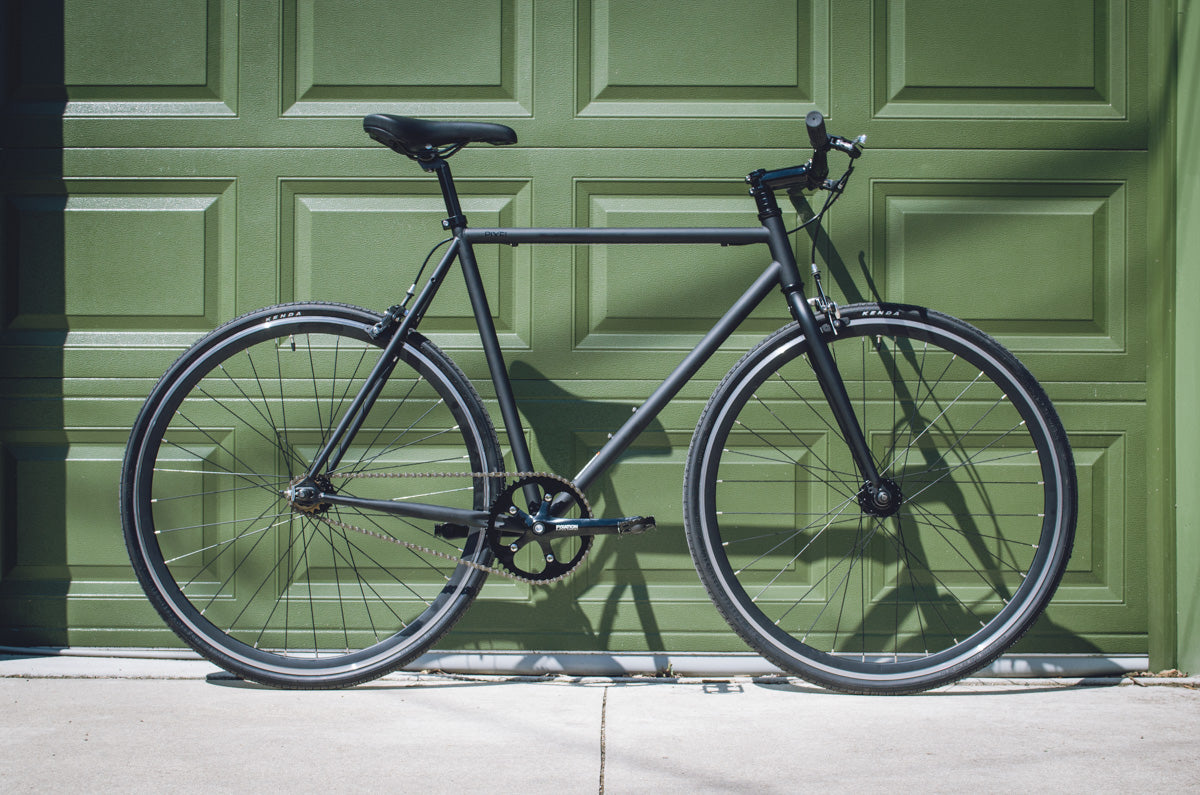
[684,304,1076,694]
[121,302,502,688]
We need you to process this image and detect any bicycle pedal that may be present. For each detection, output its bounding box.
[617,516,656,535]
[434,522,469,540]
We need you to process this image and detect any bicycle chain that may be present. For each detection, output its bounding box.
[307,470,593,586]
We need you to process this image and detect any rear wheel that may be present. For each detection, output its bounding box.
[684,304,1076,694]
[121,303,501,687]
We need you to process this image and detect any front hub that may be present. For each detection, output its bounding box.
[857,478,903,518]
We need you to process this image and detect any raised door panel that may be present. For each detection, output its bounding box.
[282,0,533,118]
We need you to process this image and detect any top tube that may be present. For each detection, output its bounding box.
[460,227,770,246]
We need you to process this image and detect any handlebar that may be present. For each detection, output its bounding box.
[806,110,828,150]
[753,110,865,193]
[806,111,830,186]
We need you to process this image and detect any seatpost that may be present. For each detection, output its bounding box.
[425,156,468,231]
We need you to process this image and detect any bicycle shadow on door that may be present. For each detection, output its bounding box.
[449,359,675,655]
[788,194,1101,657]
[451,198,1101,661]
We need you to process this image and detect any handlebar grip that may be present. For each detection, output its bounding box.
[806,110,828,151]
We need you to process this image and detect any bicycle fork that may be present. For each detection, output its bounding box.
[759,204,899,517]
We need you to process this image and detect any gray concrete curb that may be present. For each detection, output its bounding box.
[2,651,1196,689]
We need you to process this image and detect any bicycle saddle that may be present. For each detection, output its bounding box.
[363,114,517,156]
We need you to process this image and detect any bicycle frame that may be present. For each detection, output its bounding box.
[304,156,883,529]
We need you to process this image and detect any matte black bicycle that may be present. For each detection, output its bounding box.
[120,112,1076,694]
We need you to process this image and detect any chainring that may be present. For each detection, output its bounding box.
[487,475,593,582]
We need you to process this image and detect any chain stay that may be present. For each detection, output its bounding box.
[309,470,592,586]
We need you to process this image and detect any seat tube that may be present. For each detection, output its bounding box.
[430,157,536,476]
[759,205,882,488]
[455,237,536,474]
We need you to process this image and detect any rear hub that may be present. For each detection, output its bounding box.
[285,474,334,516]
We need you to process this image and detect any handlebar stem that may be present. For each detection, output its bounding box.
[745,169,784,221]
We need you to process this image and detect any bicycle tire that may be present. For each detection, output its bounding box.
[121,302,502,688]
[684,303,1076,694]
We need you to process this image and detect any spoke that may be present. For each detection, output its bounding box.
[787,519,881,640]
[170,492,287,592]
[150,479,287,503]
[898,391,1010,488]
[275,339,293,478]
[327,517,383,644]
[347,452,473,475]
[245,346,287,462]
[184,494,287,601]
[323,509,351,653]
[336,502,462,566]
[166,413,281,495]
[328,506,443,599]
[906,501,1029,578]
[306,332,326,448]
[152,463,289,481]
[829,515,859,653]
[881,346,957,476]
[163,516,289,565]
[744,495,859,597]
[211,364,307,474]
[897,517,931,655]
[344,375,427,473]
[245,516,319,651]
[903,425,1033,504]
[323,339,373,464]
[348,398,449,475]
[774,362,851,449]
[312,516,417,631]
[874,335,931,493]
[880,370,987,478]
[300,516,319,656]
[722,446,860,482]
[903,448,1040,478]
[876,519,990,636]
[742,394,859,500]
[344,425,461,475]
[157,511,293,537]
[371,484,474,501]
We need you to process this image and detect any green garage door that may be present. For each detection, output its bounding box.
[0,1,1173,662]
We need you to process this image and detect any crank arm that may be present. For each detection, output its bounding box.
[314,492,490,528]
[489,515,657,542]
[540,515,657,536]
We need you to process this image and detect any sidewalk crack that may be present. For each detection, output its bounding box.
[598,686,608,794]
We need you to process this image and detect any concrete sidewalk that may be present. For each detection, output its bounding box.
[3,655,1198,792]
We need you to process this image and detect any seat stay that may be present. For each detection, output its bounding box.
[305,238,462,479]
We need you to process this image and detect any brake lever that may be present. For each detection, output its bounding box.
[829,134,867,159]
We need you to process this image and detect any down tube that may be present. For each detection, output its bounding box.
[573,260,783,492]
